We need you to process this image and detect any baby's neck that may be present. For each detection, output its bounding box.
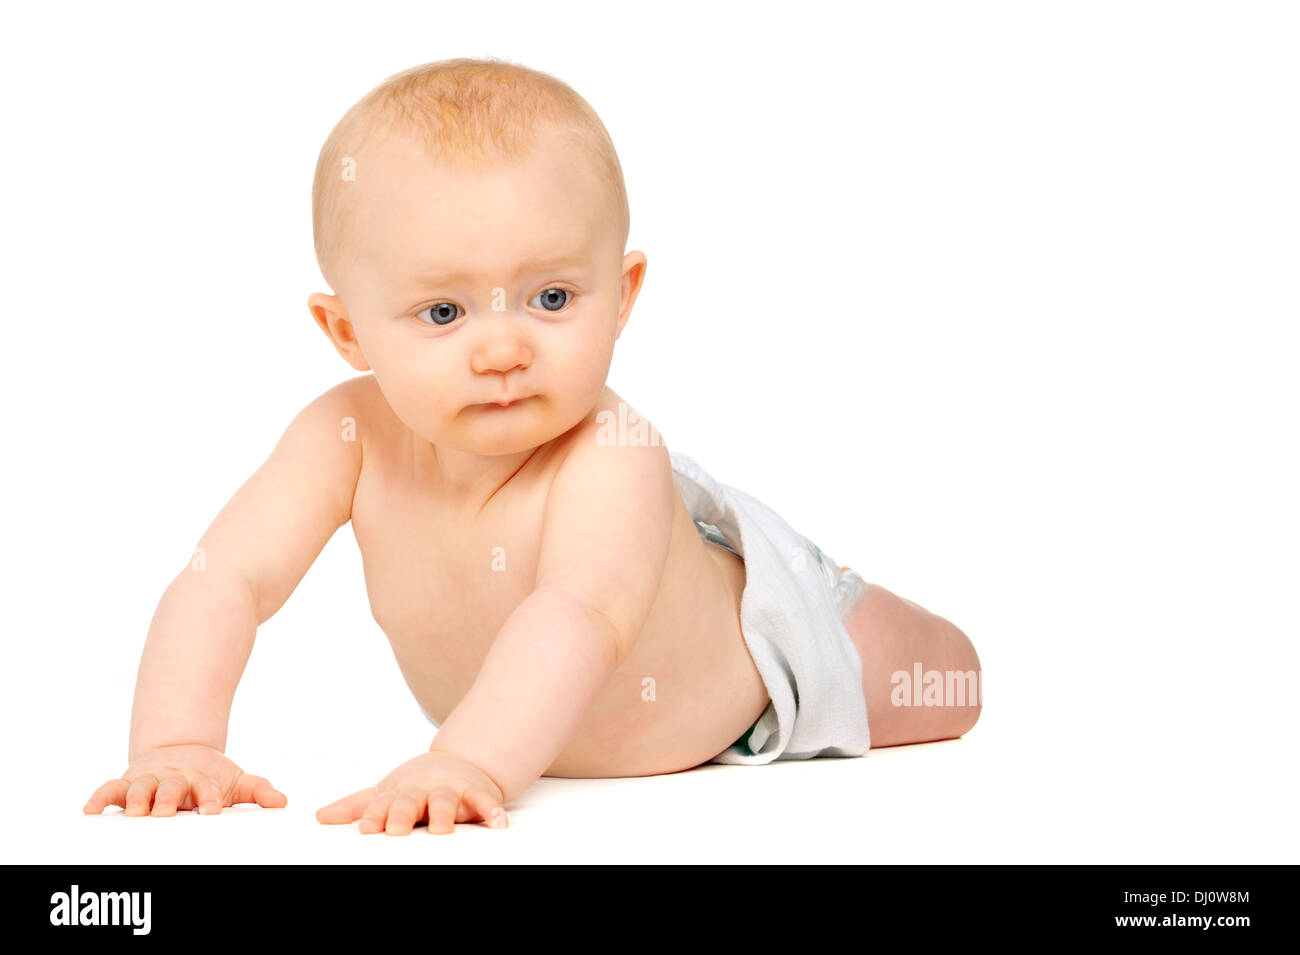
[421,440,548,513]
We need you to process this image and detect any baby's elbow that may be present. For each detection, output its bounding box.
[586,602,637,670]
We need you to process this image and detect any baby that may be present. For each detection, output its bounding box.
[83,57,982,835]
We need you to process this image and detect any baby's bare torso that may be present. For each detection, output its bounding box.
[346,379,767,777]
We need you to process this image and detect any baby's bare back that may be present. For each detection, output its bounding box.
[348,378,767,776]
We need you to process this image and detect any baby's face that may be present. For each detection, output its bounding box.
[317,126,640,456]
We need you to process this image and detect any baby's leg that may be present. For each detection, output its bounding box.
[837,568,983,748]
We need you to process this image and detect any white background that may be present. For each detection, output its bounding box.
[2,0,1296,864]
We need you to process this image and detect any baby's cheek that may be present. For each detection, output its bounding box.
[560,336,614,388]
[377,372,444,436]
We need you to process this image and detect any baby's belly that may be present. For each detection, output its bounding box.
[543,533,768,777]
[397,516,768,777]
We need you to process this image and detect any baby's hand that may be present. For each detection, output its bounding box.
[83,743,288,817]
[316,749,508,836]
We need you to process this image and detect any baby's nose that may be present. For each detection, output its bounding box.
[472,336,532,375]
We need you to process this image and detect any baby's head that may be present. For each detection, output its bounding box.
[308,57,646,456]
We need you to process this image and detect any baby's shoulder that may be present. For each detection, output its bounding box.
[324,371,386,412]
[584,387,668,457]
[545,386,671,489]
[310,373,400,447]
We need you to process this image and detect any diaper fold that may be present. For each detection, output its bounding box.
[670,450,872,763]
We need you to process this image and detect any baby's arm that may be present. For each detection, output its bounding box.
[429,433,676,803]
[88,378,363,815]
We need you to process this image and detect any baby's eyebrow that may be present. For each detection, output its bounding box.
[413,254,588,286]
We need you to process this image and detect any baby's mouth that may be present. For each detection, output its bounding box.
[475,395,530,409]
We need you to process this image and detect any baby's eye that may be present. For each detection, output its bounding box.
[415,302,462,326]
[529,288,572,312]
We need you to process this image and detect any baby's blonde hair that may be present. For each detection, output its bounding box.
[311,56,630,287]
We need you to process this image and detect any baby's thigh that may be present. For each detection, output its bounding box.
[838,576,982,748]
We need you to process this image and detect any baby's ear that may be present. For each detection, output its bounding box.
[616,250,648,340]
[308,292,371,371]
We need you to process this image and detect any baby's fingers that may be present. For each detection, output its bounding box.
[358,792,397,834]
[462,787,508,830]
[425,786,460,834]
[316,786,378,825]
[191,775,223,814]
[123,774,160,816]
[83,779,129,815]
[231,772,288,809]
[149,773,190,816]
[384,793,425,836]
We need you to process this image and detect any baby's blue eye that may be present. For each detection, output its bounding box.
[416,302,461,326]
[531,288,571,312]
